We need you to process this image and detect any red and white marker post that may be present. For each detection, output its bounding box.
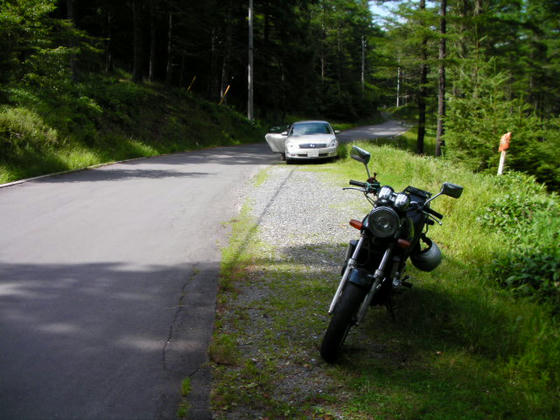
[497,132,512,175]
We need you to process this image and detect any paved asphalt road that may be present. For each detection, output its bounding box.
[336,119,409,143]
[0,144,274,419]
[0,120,403,420]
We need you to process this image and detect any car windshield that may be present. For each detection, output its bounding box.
[290,122,332,136]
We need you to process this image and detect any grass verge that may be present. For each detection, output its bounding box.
[211,143,559,419]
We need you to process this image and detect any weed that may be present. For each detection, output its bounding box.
[176,378,192,418]
[208,334,240,366]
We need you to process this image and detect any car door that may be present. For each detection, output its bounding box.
[264,125,289,153]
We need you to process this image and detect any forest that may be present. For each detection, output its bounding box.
[2,2,560,416]
[0,0,559,189]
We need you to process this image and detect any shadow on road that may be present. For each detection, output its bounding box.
[32,143,277,184]
[0,260,217,419]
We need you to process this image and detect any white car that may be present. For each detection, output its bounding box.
[265,120,339,163]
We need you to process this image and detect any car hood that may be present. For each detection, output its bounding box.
[286,134,336,144]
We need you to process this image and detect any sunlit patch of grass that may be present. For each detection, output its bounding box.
[252,166,271,187]
[60,148,103,169]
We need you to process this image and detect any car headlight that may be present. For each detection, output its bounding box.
[368,206,399,238]
[328,138,338,148]
[286,142,298,151]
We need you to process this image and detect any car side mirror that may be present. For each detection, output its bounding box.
[281,131,288,136]
[441,182,463,199]
[350,146,371,165]
[335,130,340,134]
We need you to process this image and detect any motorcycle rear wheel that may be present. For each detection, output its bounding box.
[320,282,366,363]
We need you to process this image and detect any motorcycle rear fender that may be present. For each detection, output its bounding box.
[348,267,372,289]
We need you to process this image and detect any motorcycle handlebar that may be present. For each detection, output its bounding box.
[349,180,367,188]
[426,207,444,219]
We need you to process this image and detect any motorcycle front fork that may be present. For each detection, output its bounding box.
[355,246,392,324]
[328,238,394,326]
[328,237,365,314]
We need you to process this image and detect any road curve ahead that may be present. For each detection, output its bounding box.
[337,119,409,143]
[0,144,275,419]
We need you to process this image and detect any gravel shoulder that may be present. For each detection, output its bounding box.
[211,163,371,418]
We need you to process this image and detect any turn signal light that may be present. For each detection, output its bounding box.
[349,219,363,230]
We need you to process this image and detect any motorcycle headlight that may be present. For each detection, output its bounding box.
[394,193,410,210]
[378,186,394,200]
[368,206,399,238]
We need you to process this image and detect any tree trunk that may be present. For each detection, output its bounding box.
[435,0,447,157]
[417,0,427,155]
[149,0,157,82]
[165,12,173,85]
[132,0,143,83]
[221,1,233,100]
[104,8,113,73]
[66,0,77,79]
[320,4,326,84]
[179,54,186,87]
[361,35,366,95]
[66,0,74,19]
[248,0,254,121]
[397,66,401,107]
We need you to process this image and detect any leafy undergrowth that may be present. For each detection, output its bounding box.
[212,144,559,419]
[0,73,264,183]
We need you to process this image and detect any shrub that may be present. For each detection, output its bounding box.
[0,106,59,156]
[478,172,560,309]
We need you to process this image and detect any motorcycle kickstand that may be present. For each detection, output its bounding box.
[386,298,396,322]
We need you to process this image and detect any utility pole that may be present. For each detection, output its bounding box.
[247,0,254,121]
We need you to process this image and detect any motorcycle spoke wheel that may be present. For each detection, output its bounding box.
[320,283,366,363]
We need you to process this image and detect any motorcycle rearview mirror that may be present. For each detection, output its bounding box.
[425,182,464,205]
[442,182,463,199]
[350,146,372,178]
[350,146,371,165]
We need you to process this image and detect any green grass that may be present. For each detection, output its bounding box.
[211,143,560,419]
[177,378,192,418]
[0,74,265,183]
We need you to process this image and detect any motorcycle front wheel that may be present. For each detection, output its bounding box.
[320,282,366,363]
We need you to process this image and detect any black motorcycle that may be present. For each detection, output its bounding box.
[320,146,463,363]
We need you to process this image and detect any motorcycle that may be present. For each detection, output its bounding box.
[320,145,463,363]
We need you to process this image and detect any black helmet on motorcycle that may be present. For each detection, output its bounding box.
[411,236,442,272]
